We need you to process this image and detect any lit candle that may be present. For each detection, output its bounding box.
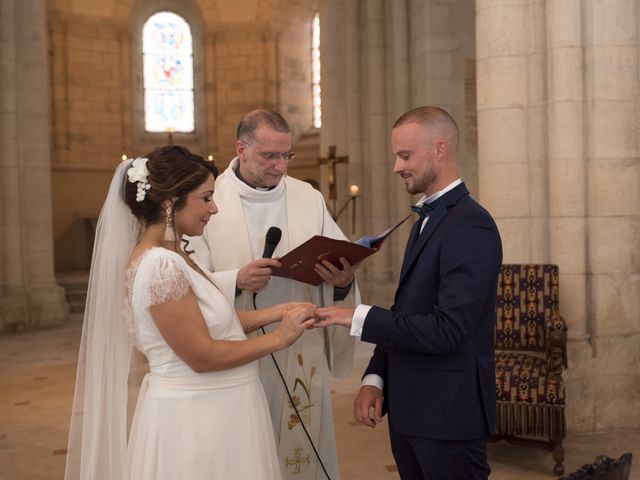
[349,185,359,234]
[121,154,128,161]
[207,155,214,162]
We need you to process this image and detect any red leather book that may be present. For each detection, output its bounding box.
[272,215,411,286]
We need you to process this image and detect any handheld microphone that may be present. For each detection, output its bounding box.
[253,227,282,308]
[262,226,282,259]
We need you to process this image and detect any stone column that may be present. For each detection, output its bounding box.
[546,0,589,340]
[386,0,409,121]
[525,0,550,262]
[320,0,402,305]
[361,0,389,238]
[359,0,399,304]
[409,0,460,108]
[0,0,28,332]
[343,0,364,241]
[318,0,350,222]
[0,0,68,332]
[409,0,478,196]
[476,0,547,262]
[583,0,640,429]
[318,0,346,154]
[385,0,412,280]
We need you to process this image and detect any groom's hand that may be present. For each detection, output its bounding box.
[354,385,383,428]
[314,306,354,328]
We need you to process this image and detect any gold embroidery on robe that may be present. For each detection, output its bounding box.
[287,354,317,429]
[284,447,311,475]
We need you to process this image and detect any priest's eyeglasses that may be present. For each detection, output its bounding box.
[240,140,296,163]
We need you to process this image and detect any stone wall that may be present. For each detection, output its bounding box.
[477,0,640,432]
[47,0,318,270]
[206,26,279,165]
[48,14,133,270]
[321,0,477,307]
[49,17,132,167]
[322,0,640,433]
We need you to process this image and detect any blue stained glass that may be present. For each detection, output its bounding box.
[143,11,194,132]
[143,11,192,55]
[145,90,194,132]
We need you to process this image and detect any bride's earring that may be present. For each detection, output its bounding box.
[163,205,176,242]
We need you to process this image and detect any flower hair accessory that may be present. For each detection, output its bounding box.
[127,157,151,202]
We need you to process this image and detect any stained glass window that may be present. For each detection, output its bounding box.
[143,11,194,133]
[311,12,321,128]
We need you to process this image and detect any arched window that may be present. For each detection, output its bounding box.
[311,12,321,128]
[142,11,194,133]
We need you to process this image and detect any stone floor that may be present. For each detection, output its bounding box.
[0,314,637,479]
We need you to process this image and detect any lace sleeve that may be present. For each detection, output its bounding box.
[137,250,191,308]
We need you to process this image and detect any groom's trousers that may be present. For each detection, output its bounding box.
[388,420,490,480]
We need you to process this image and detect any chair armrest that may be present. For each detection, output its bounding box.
[546,314,568,379]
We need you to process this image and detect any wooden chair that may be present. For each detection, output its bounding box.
[559,453,633,480]
[493,264,568,475]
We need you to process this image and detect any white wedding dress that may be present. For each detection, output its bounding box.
[125,247,282,479]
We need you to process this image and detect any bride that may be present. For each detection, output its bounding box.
[65,145,317,480]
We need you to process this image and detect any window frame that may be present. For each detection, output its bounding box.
[142,11,195,134]
[129,0,205,152]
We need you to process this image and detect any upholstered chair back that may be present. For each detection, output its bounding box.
[496,264,562,353]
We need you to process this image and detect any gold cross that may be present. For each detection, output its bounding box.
[284,447,311,475]
[318,145,349,200]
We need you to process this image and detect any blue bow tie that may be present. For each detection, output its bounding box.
[411,202,435,220]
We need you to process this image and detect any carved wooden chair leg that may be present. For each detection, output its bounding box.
[552,440,565,476]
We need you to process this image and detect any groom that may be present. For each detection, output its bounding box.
[316,106,502,479]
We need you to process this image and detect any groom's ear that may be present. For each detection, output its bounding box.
[434,139,449,161]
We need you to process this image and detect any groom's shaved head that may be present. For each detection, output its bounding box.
[393,106,459,155]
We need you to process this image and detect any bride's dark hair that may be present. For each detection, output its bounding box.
[124,145,218,225]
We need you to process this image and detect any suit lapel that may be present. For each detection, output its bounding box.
[402,219,421,261]
[398,183,469,285]
[399,204,446,283]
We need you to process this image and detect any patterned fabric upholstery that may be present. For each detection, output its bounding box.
[495,352,564,406]
[495,264,560,351]
[494,264,568,473]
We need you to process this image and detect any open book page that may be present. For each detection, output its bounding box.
[354,215,412,249]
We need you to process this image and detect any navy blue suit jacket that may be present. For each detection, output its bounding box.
[362,183,502,441]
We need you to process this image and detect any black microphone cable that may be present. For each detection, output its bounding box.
[251,226,332,480]
[254,306,332,480]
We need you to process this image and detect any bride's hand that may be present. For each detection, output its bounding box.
[274,302,316,319]
[274,304,317,347]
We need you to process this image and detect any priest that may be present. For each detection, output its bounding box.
[193,109,359,480]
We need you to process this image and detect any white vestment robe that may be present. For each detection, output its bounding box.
[194,158,358,480]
